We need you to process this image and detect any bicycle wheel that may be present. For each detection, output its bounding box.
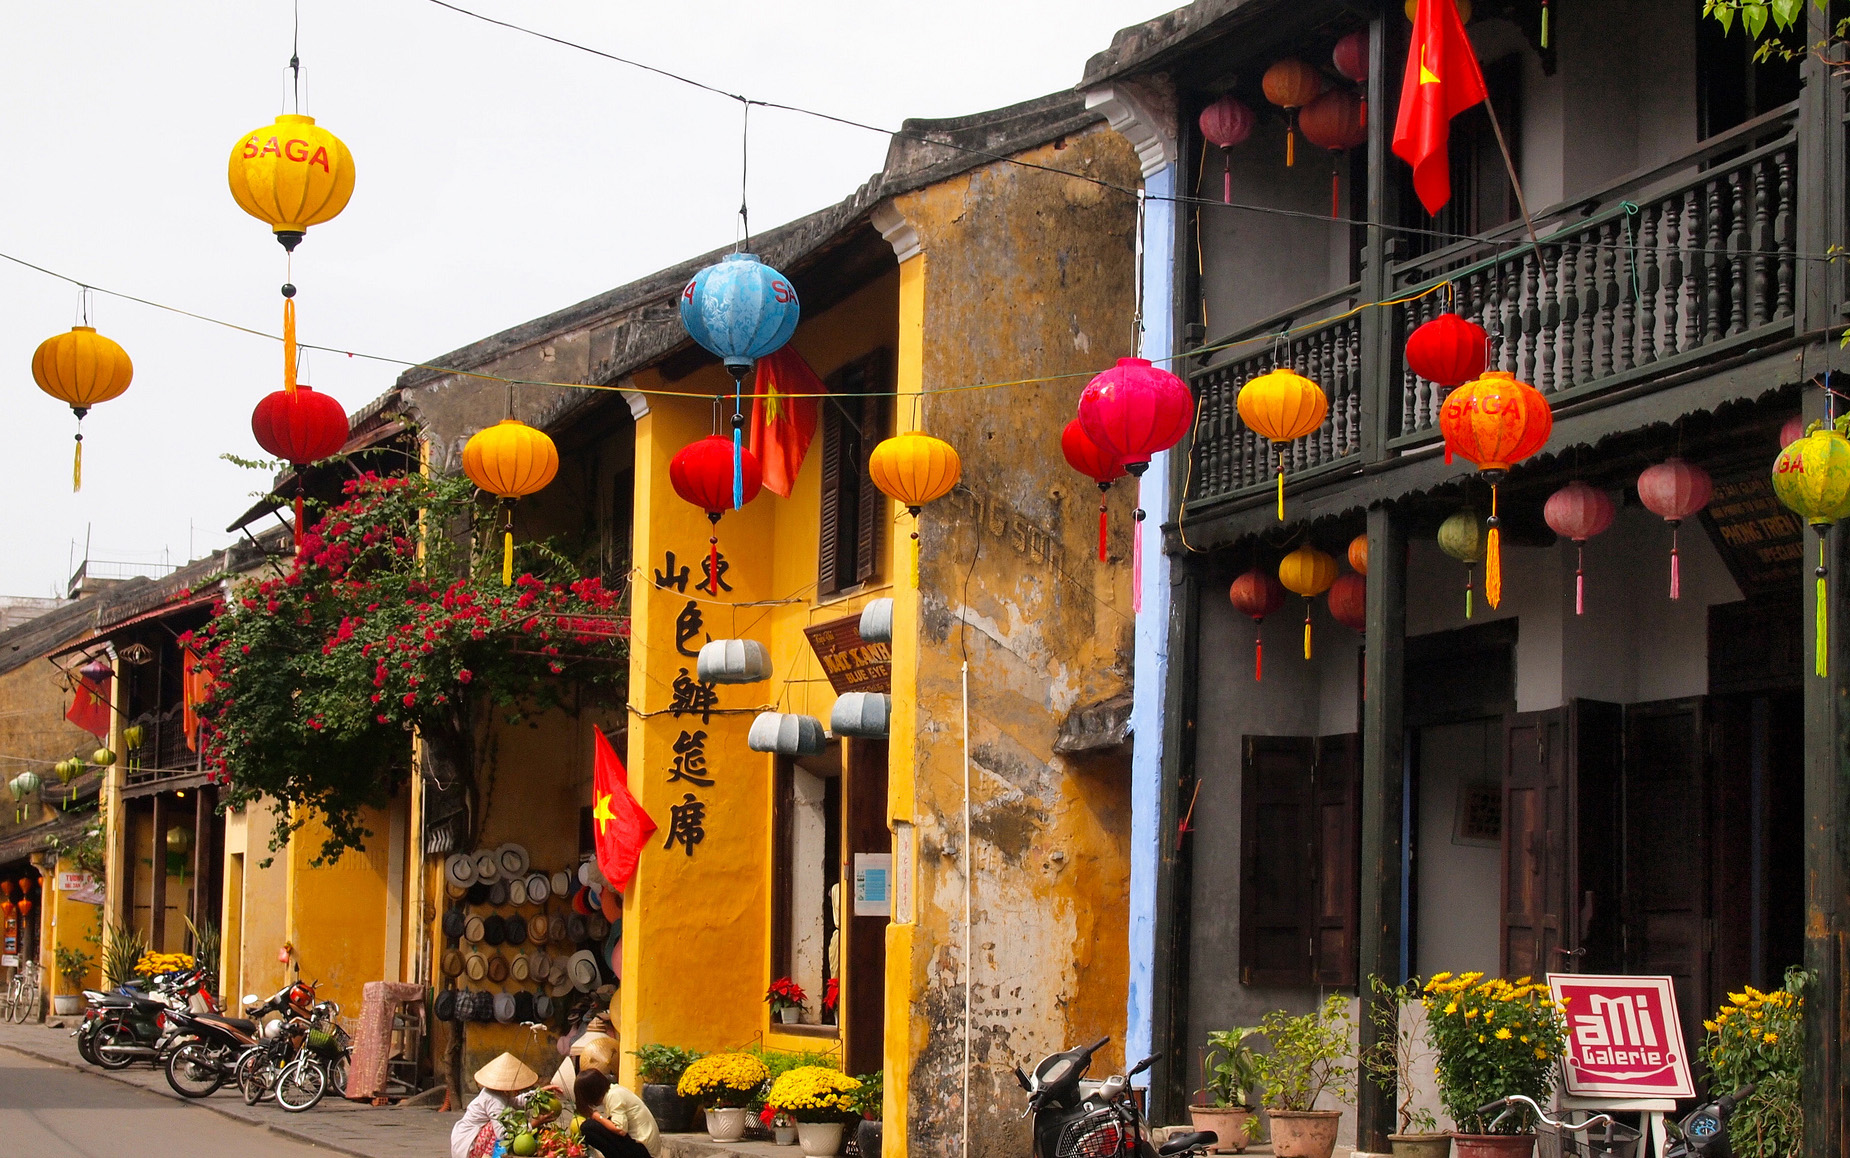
[17,975,39,1023]
[276,1055,328,1112]
[165,1040,226,1098]
[91,1022,140,1070]
[237,1047,278,1105]
[326,1052,350,1098]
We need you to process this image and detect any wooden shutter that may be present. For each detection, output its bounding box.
[1502,709,1570,980]
[817,399,844,595]
[854,391,886,585]
[1240,736,1317,987]
[1622,697,1709,1052]
[1312,734,1360,986]
[1571,699,1625,973]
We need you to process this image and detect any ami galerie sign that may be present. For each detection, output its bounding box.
[1547,974,1695,1098]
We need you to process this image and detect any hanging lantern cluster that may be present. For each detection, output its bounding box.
[462,416,560,585]
[1237,367,1328,521]
[1543,481,1615,615]
[33,321,134,492]
[1438,507,1488,617]
[1061,419,1126,562]
[1278,544,1338,658]
[1198,94,1256,204]
[1438,370,1553,609]
[1772,418,1850,675]
[1078,357,1194,610]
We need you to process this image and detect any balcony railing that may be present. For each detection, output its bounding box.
[124,704,200,787]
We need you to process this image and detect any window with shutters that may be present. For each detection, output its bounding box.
[1239,734,1360,988]
[818,350,890,597]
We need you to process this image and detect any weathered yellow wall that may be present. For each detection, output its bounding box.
[287,804,395,1017]
[886,124,1141,1158]
[39,860,102,997]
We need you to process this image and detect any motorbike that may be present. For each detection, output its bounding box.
[162,996,277,1098]
[1016,1036,1216,1158]
[1666,1084,1756,1158]
[74,967,214,1070]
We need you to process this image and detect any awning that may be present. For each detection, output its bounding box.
[0,804,96,867]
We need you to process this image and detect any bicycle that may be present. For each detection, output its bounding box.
[6,960,42,1024]
[1475,1094,1641,1158]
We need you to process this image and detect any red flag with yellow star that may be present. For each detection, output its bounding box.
[1392,0,1488,214]
[593,728,655,891]
[749,346,824,498]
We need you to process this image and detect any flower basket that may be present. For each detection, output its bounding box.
[677,1052,770,1111]
[765,1066,862,1125]
[1420,972,1565,1136]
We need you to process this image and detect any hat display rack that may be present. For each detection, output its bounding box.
[437,846,622,1024]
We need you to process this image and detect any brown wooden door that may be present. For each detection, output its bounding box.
[1240,737,1317,986]
[842,737,889,1075]
[1622,698,1709,1052]
[1502,710,1570,979]
[1313,735,1360,986]
[1571,700,1625,974]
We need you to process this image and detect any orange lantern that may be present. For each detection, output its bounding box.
[1262,58,1324,166]
[1299,88,1367,217]
[1347,533,1368,575]
[1278,545,1338,659]
[1439,370,1552,609]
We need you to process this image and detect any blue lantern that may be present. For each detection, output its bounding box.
[679,252,800,372]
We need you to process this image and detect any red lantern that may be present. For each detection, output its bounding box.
[1543,481,1616,615]
[1781,415,1805,447]
[1327,571,1366,631]
[252,384,350,544]
[1440,370,1553,610]
[1229,569,1287,680]
[1262,58,1324,166]
[1062,419,1125,563]
[1405,313,1489,396]
[671,434,764,584]
[1299,89,1366,217]
[1079,358,1193,614]
[1637,457,1712,600]
[1199,95,1256,204]
[16,897,31,919]
[1332,30,1369,82]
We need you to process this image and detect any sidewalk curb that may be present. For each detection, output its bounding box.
[0,1036,378,1158]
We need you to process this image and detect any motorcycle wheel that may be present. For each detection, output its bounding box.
[237,1049,277,1105]
[75,1024,101,1067]
[276,1056,328,1112]
[165,1041,226,1098]
[326,1053,350,1098]
[91,1023,140,1071]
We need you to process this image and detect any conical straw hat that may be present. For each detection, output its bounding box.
[474,1051,539,1091]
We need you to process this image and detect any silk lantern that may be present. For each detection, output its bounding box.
[1347,533,1369,575]
[1327,571,1366,631]
[1062,419,1126,562]
[1278,545,1338,659]
[1543,481,1616,615]
[1439,370,1552,608]
[680,253,801,508]
[33,326,133,491]
[671,434,765,588]
[1237,368,1328,520]
[1079,358,1194,610]
[870,431,962,586]
[1299,88,1367,217]
[252,383,349,543]
[227,114,356,251]
[1262,58,1324,166]
[463,418,560,586]
[1198,94,1256,203]
[1781,415,1805,447]
[1438,508,1488,617]
[1332,30,1370,82]
[1229,568,1287,680]
[1636,457,1712,600]
[1772,420,1850,675]
[1405,313,1489,401]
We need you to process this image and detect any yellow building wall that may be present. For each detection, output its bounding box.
[286,804,395,1018]
[38,858,102,998]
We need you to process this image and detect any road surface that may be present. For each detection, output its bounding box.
[0,1046,336,1158]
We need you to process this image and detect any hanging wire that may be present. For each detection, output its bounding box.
[737,101,752,253]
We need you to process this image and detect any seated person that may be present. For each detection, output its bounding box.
[575,1068,659,1158]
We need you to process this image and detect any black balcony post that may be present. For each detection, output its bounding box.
[1358,5,1394,462]
[1149,553,1202,1123]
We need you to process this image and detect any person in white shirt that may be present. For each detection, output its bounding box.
[553,1037,660,1157]
[450,1053,543,1158]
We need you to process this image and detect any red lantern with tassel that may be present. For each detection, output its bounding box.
[1439,370,1553,610]
[1332,29,1370,82]
[1078,358,1194,613]
[1229,569,1287,680]
[1327,571,1366,631]
[1263,58,1324,167]
[671,435,764,585]
[1543,481,1616,615]
[1637,458,1712,600]
[251,384,350,545]
[1405,314,1490,415]
[1198,95,1256,204]
[1299,88,1366,217]
[1062,419,1126,563]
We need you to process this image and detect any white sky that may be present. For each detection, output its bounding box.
[0,0,1172,597]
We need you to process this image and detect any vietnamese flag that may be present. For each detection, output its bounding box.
[66,662,111,740]
[749,346,824,498]
[591,728,656,892]
[1392,0,1488,215]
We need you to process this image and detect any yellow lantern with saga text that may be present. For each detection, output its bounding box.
[463,418,559,586]
[33,326,133,492]
[227,114,356,250]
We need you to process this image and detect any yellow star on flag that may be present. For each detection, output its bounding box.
[1419,45,1440,85]
[593,790,616,836]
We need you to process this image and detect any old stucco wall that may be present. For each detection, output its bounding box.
[888,122,1141,1158]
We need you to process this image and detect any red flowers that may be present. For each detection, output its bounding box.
[766,977,807,1008]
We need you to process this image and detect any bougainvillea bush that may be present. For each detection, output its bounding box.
[187,471,627,862]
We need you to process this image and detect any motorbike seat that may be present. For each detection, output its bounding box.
[1159,1131,1218,1156]
[195,1015,260,1039]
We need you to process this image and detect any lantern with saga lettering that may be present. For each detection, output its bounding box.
[463,417,560,586]
[1772,418,1850,675]
[1636,457,1712,601]
[1229,568,1287,680]
[1237,368,1328,520]
[227,115,356,251]
[1439,370,1552,609]
[33,325,133,492]
[1278,545,1338,659]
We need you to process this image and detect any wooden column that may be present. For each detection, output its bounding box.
[1149,556,1202,1123]
[1356,504,1407,1152]
[148,791,167,953]
[1357,5,1395,463]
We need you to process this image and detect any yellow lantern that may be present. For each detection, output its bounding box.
[869,431,962,587]
[1277,544,1338,659]
[1236,368,1328,520]
[462,418,559,585]
[1772,419,1850,675]
[33,326,133,492]
[227,114,356,251]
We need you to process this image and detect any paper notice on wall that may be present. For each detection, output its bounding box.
[853,853,891,918]
[0,955,16,969]
[892,824,914,924]
[58,872,103,905]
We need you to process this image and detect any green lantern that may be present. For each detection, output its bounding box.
[1438,508,1488,618]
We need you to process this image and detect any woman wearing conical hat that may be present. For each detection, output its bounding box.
[450,1052,543,1158]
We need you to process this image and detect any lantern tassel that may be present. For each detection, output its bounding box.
[1286,123,1296,167]
[1575,544,1585,616]
[1331,166,1341,219]
[1303,602,1313,660]
[1223,156,1233,205]
[295,491,306,552]
[1541,0,1551,47]
[1485,488,1502,609]
[1254,625,1264,682]
[1817,538,1829,677]
[910,531,921,590]
[732,426,744,511]
[1098,498,1108,564]
[72,431,82,493]
[1277,468,1286,521]
[1669,524,1681,600]
[283,296,297,394]
[502,531,514,586]
[1132,510,1144,614]
[1466,563,1475,619]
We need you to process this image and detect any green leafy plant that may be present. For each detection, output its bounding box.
[1702,0,1847,61]
[54,945,94,988]
[1420,972,1566,1134]
[1362,975,1439,1136]
[631,1044,704,1087]
[850,1071,883,1121]
[46,822,104,879]
[1255,995,1355,1112]
[1700,969,1805,1158]
[1200,1027,1263,1109]
[190,471,629,862]
[99,920,147,990]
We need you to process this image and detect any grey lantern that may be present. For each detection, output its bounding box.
[830,692,891,738]
[857,598,894,645]
[697,638,772,684]
[747,711,827,755]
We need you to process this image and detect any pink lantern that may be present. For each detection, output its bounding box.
[1543,481,1616,615]
[1332,30,1369,82]
[1078,357,1193,614]
[1781,415,1805,447]
[1198,95,1256,204]
[1637,457,1713,599]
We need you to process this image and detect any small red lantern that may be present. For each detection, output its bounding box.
[1440,370,1553,610]
[671,435,764,584]
[1332,30,1370,83]
[1229,569,1287,680]
[1262,58,1324,167]
[1327,571,1366,631]
[252,384,350,543]
[1198,95,1256,204]
[1405,314,1490,402]
[1543,481,1616,615]
[1637,457,1712,600]
[1062,419,1126,563]
[1299,89,1367,217]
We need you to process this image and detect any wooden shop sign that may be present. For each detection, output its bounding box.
[804,615,890,695]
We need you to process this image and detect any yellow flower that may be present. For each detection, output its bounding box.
[1478,1035,1486,1043]
[1444,1003,1458,1015]
[1520,1035,1530,1044]
[1495,1028,1513,1040]
[1704,1020,1718,1032]
[1729,992,1750,1007]
[1534,1048,1548,1059]
[1763,1033,1778,1044]
[1464,1007,1478,1019]
[1429,972,1453,985]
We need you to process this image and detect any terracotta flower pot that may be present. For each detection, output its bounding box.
[1452,1133,1535,1158]
[1266,1110,1342,1158]
[797,1120,845,1157]
[1390,1133,1453,1158]
[1188,1105,1256,1153]
[706,1107,749,1143]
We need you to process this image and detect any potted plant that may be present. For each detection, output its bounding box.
[632,1044,703,1134]
[1699,968,1805,1158]
[1421,972,1566,1158]
[768,977,808,1025]
[52,946,93,1016]
[764,1064,861,1158]
[677,1052,770,1142]
[761,1104,799,1145]
[851,1071,883,1158]
[1255,994,1354,1158]
[1362,976,1445,1158]
[1191,1027,1262,1153]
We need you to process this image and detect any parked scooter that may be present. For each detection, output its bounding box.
[162,998,273,1098]
[1666,1084,1756,1158]
[1015,1036,1216,1158]
[74,967,214,1070]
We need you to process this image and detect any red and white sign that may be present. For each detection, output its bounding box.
[1548,974,1694,1098]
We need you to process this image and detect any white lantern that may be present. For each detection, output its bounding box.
[858,598,894,645]
[830,692,891,738]
[696,638,772,684]
[747,711,827,756]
